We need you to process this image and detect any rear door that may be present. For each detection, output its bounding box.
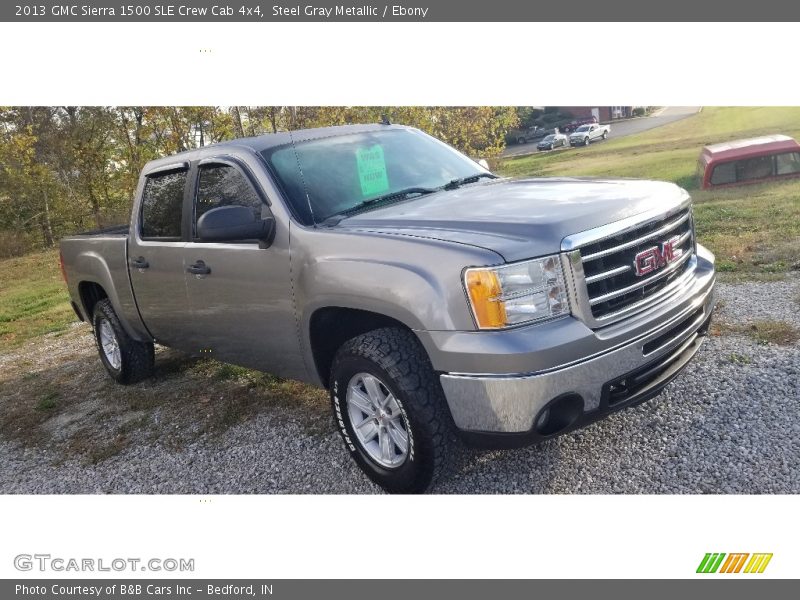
[181,157,303,378]
[127,164,192,348]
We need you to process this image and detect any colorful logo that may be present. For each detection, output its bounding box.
[696,553,773,574]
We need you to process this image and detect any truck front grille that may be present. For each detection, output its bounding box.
[566,205,696,326]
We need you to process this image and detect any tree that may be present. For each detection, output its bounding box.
[0,105,520,256]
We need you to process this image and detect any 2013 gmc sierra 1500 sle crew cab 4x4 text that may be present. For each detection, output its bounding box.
[60,123,716,493]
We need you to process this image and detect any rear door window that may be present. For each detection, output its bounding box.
[140,170,187,240]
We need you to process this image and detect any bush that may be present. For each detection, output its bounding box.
[632,107,647,117]
[0,230,32,258]
[540,112,564,124]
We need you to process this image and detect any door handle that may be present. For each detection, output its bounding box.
[187,260,211,276]
[130,256,149,269]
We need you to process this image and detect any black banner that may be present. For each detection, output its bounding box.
[2,0,800,22]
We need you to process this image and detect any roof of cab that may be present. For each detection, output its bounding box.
[143,123,411,172]
[700,134,800,163]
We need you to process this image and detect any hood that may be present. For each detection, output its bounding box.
[570,130,592,137]
[335,178,688,262]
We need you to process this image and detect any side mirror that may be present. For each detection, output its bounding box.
[197,205,275,246]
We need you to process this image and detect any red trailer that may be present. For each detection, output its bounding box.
[698,134,800,189]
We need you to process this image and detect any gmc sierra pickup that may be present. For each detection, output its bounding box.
[569,122,611,146]
[60,123,716,493]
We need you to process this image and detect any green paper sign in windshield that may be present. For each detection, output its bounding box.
[356,144,390,197]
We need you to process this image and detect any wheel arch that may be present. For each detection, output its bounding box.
[78,280,109,321]
[308,306,421,389]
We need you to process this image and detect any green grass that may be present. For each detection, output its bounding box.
[35,390,59,411]
[727,352,752,365]
[0,250,75,348]
[498,107,800,275]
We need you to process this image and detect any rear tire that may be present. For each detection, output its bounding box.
[602,130,608,139]
[329,327,456,493]
[92,299,154,384]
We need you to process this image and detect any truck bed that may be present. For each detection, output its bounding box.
[60,229,148,339]
[74,224,129,237]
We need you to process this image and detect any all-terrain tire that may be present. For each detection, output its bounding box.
[92,299,154,384]
[329,327,457,494]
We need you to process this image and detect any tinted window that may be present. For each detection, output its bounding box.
[776,152,800,175]
[710,162,736,185]
[140,170,187,239]
[736,155,773,182]
[195,164,264,228]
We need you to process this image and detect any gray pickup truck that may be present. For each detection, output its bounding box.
[60,123,716,493]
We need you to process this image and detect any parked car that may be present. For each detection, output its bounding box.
[537,133,568,151]
[60,123,716,493]
[697,134,800,189]
[513,126,550,144]
[569,123,610,146]
[561,116,598,133]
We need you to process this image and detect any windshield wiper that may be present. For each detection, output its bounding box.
[319,186,438,226]
[443,172,498,190]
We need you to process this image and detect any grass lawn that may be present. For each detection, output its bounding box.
[0,250,75,347]
[498,107,800,275]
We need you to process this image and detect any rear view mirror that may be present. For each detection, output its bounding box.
[197,205,275,246]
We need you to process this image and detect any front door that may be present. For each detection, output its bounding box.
[181,159,304,379]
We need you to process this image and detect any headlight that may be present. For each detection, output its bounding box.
[464,255,570,329]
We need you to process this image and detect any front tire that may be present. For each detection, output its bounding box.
[584,136,590,146]
[329,327,455,493]
[92,299,154,384]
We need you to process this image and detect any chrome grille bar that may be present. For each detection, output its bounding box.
[584,264,631,285]
[581,211,690,263]
[588,249,693,306]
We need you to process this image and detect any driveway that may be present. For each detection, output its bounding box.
[503,107,702,158]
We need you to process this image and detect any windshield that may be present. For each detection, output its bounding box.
[541,135,555,142]
[575,125,591,132]
[262,128,491,225]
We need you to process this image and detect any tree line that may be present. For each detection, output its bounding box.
[0,106,519,256]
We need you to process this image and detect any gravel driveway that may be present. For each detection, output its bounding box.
[1,276,798,494]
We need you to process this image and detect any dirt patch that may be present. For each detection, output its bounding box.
[0,323,332,465]
[711,319,800,346]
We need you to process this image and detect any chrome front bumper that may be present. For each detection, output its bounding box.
[438,247,716,439]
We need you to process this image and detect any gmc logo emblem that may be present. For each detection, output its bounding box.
[633,236,683,276]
